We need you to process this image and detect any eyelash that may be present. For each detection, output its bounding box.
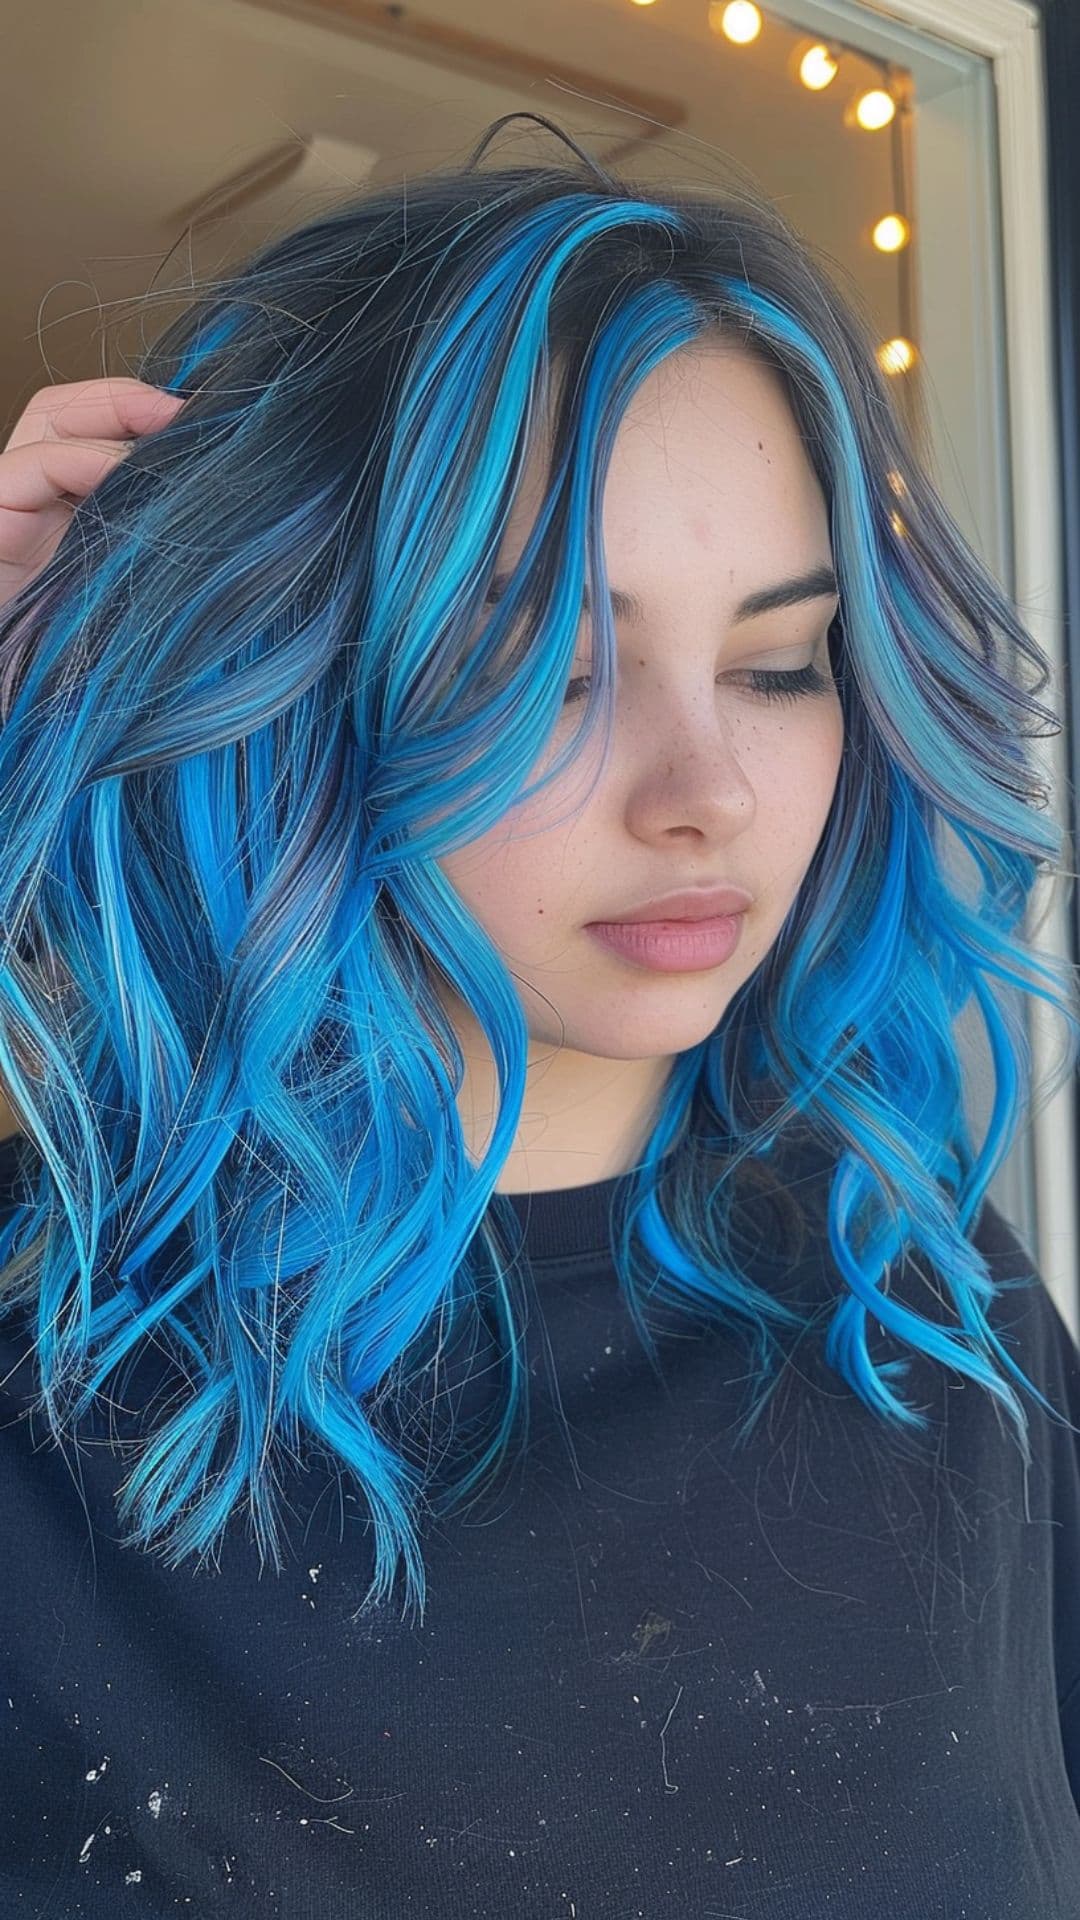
[561,662,834,708]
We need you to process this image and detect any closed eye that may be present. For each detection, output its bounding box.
[562,657,837,709]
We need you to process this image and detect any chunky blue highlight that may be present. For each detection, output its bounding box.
[1,120,1077,1620]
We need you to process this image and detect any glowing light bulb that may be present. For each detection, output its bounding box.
[877,337,917,376]
[710,2,763,46]
[799,44,838,90]
[855,89,896,131]
[872,214,910,253]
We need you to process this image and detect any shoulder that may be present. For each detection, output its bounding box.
[969,1196,1080,1433]
[971,1193,1039,1271]
[972,1194,1076,1343]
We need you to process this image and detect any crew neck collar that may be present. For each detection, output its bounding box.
[498,1167,635,1267]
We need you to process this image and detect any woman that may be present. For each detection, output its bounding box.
[0,113,1078,1916]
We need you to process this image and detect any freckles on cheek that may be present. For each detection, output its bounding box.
[749,715,842,884]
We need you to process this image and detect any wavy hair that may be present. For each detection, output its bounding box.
[1,114,1077,1620]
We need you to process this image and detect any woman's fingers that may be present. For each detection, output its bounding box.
[2,376,183,453]
[0,377,183,604]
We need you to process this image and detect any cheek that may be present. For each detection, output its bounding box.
[762,702,844,853]
[816,698,846,808]
[436,798,587,963]
[801,696,843,786]
[795,706,845,848]
[436,832,546,943]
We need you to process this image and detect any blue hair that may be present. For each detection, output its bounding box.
[1,117,1077,1621]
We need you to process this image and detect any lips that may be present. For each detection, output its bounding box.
[590,886,753,926]
[585,907,747,973]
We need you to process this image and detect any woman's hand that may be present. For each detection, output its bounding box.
[0,376,183,607]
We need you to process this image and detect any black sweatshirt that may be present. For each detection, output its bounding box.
[1,1124,1079,1919]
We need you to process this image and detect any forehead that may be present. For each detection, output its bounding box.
[499,340,831,591]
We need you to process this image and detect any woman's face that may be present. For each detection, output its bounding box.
[433,340,844,1081]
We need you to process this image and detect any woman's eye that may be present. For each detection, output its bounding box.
[562,662,834,707]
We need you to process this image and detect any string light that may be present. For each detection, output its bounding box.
[625,1,915,402]
[799,43,839,91]
[709,2,763,46]
[878,337,918,376]
[854,87,897,131]
[873,214,910,254]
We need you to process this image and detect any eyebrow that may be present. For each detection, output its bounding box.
[484,562,840,626]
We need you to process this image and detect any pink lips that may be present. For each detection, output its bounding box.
[585,910,746,974]
[595,885,754,925]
